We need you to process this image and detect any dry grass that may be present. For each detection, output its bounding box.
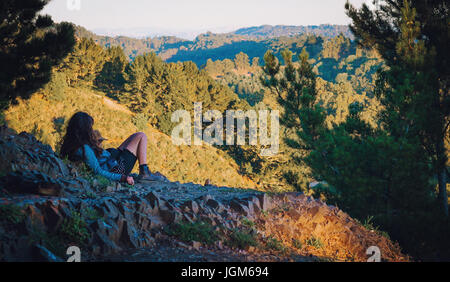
[4,87,256,188]
[256,194,408,262]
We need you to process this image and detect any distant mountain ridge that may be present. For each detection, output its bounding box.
[232,24,352,39]
[92,26,237,40]
[89,24,353,41]
[74,24,355,66]
[78,24,352,41]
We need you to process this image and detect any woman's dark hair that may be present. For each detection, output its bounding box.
[60,112,103,160]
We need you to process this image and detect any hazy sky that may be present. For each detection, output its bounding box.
[43,0,371,32]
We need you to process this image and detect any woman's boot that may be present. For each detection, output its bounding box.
[138,164,165,182]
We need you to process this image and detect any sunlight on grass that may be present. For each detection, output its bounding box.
[4,88,257,188]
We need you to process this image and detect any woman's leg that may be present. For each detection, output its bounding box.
[118,132,148,165]
[118,132,165,181]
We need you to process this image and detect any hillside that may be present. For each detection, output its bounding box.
[1,0,449,264]
[74,25,381,91]
[0,128,407,262]
[3,25,386,195]
[3,88,256,189]
[74,25,359,67]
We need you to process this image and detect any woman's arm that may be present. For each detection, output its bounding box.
[82,144,123,182]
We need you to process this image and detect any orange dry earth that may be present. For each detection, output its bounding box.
[256,193,408,262]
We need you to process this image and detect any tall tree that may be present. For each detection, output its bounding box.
[59,38,105,86]
[262,47,439,258]
[346,0,449,215]
[234,52,251,72]
[0,0,75,107]
[95,46,128,95]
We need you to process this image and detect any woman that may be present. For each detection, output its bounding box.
[60,112,159,185]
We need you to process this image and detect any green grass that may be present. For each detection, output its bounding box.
[227,229,258,249]
[265,235,288,253]
[1,205,92,258]
[241,218,256,229]
[305,237,323,249]
[84,191,97,199]
[165,221,219,245]
[29,227,67,258]
[292,238,303,250]
[361,216,391,239]
[4,88,255,189]
[82,207,102,221]
[0,204,25,224]
[76,163,112,192]
[59,211,91,246]
[28,209,94,258]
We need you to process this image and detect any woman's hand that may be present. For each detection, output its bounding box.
[126,176,135,186]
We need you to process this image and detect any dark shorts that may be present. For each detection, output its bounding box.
[108,148,137,175]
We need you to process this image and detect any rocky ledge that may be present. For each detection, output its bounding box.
[0,127,407,262]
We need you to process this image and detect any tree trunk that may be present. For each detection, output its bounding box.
[437,169,448,216]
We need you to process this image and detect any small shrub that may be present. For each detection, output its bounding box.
[77,163,94,179]
[84,191,97,199]
[61,156,71,166]
[43,72,67,102]
[77,163,111,191]
[227,229,258,249]
[29,227,66,258]
[0,204,25,224]
[156,112,175,136]
[241,218,255,229]
[83,207,102,221]
[93,175,111,192]
[283,170,299,186]
[305,237,323,249]
[362,216,390,239]
[59,211,90,246]
[165,221,218,245]
[242,162,253,174]
[292,238,303,249]
[265,235,287,253]
[52,117,66,150]
[29,210,94,258]
[132,113,149,131]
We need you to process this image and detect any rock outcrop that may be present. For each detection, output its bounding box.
[0,128,407,262]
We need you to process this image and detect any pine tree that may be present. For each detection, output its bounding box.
[346,0,449,215]
[95,46,128,96]
[123,53,163,114]
[234,52,251,73]
[59,38,105,86]
[122,52,245,135]
[0,0,75,108]
[42,72,67,102]
[262,46,439,258]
